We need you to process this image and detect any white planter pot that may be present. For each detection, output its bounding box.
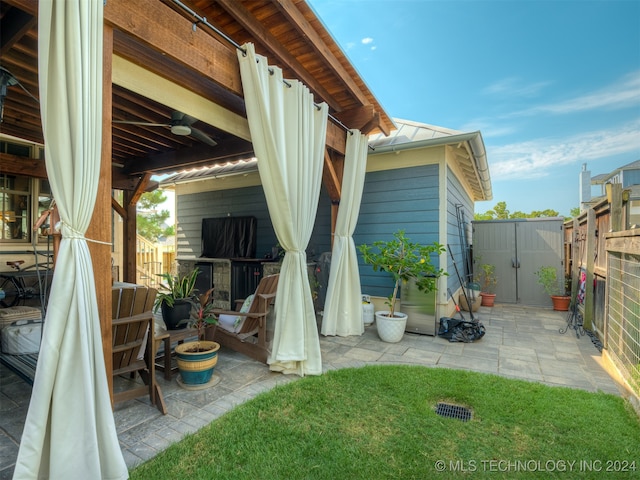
[375,311,408,343]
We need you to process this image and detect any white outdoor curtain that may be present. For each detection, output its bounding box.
[321,130,368,336]
[14,2,128,479]
[238,43,326,376]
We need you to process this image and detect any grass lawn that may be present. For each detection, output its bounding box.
[130,365,640,479]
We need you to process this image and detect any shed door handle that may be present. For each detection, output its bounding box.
[512,258,520,268]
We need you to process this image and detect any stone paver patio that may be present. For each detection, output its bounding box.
[0,303,624,478]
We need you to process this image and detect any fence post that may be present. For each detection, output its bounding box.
[608,183,623,232]
[584,209,596,330]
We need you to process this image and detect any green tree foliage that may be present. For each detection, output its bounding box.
[474,202,562,220]
[137,190,175,242]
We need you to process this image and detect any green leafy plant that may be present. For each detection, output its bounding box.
[359,230,445,317]
[182,288,219,351]
[153,268,200,311]
[475,263,497,294]
[534,266,565,296]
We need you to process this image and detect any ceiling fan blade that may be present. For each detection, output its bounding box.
[189,127,217,146]
[171,111,198,127]
[170,111,188,124]
[113,120,170,127]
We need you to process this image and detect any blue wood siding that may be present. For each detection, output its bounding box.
[355,165,440,298]
[176,185,331,260]
[446,166,474,294]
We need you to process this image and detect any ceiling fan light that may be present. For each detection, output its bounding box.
[171,125,191,136]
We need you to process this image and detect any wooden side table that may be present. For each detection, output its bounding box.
[154,326,198,380]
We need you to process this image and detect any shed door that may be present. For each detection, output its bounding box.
[472,222,517,303]
[472,219,564,306]
[516,220,564,306]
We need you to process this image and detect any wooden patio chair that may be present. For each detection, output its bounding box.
[112,286,167,415]
[209,274,279,364]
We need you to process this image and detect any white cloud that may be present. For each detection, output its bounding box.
[488,120,640,181]
[361,37,374,45]
[514,70,640,117]
[483,77,552,97]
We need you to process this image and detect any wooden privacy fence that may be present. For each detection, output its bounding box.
[136,235,175,288]
[565,183,639,398]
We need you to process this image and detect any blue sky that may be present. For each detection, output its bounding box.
[307,0,640,216]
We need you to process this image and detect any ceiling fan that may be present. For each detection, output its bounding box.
[113,110,217,146]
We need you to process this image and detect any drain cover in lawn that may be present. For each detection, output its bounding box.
[435,402,472,422]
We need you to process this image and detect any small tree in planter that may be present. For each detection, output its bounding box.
[174,288,222,388]
[534,266,570,311]
[475,263,497,306]
[359,230,445,342]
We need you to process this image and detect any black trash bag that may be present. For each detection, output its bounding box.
[438,317,486,343]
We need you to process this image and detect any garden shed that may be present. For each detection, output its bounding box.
[472,218,565,307]
[164,118,493,335]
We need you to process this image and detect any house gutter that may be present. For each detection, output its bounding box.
[369,131,493,201]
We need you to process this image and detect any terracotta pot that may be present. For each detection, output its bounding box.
[551,295,571,311]
[480,292,496,307]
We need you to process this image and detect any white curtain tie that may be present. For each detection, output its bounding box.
[58,221,112,245]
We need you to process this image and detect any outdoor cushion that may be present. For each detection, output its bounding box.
[218,294,254,334]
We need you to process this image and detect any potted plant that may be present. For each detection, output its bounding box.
[534,266,571,311]
[475,263,497,307]
[154,268,200,330]
[174,287,221,388]
[359,230,445,342]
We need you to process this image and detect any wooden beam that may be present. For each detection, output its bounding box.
[326,120,347,156]
[0,7,36,57]
[104,0,242,96]
[273,0,371,108]
[1,0,36,15]
[91,23,114,400]
[605,230,640,255]
[359,111,382,136]
[322,149,342,202]
[111,196,127,220]
[333,105,375,132]
[215,0,339,112]
[112,55,251,142]
[128,172,152,206]
[0,153,47,178]
[122,190,137,284]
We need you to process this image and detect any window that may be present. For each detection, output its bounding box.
[0,174,30,242]
[0,176,53,243]
[0,140,51,244]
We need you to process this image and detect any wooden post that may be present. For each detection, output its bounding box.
[87,24,114,398]
[583,208,596,330]
[123,190,137,284]
[609,183,623,232]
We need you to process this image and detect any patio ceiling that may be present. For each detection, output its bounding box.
[0,0,394,191]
